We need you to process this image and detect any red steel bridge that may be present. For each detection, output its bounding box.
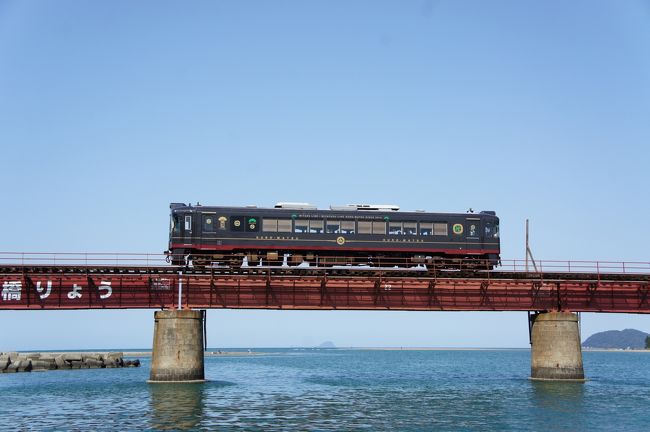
[1,252,649,313]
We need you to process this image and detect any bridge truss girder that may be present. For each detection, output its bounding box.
[1,271,649,313]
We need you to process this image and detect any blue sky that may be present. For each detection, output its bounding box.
[1,1,649,349]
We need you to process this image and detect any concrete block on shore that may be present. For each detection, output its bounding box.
[31,359,56,371]
[55,355,67,369]
[82,353,102,362]
[69,360,84,369]
[85,359,104,369]
[107,357,123,367]
[64,353,83,362]
[17,359,32,372]
[0,351,137,373]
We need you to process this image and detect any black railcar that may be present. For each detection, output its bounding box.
[165,203,500,268]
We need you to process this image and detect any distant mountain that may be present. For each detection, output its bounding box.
[582,329,649,349]
[318,341,336,348]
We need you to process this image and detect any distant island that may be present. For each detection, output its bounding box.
[582,329,650,349]
[318,341,336,348]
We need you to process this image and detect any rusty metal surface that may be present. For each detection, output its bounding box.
[1,268,649,313]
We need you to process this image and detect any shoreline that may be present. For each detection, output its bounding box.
[123,351,264,357]
[8,347,650,356]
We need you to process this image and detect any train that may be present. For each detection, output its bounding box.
[165,202,500,270]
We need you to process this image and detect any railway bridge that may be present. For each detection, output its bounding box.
[2,252,649,383]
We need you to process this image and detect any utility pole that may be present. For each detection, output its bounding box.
[525,219,538,273]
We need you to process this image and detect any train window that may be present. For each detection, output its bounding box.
[263,218,278,232]
[372,221,386,234]
[217,216,227,230]
[246,217,259,232]
[202,215,215,232]
[172,215,181,234]
[433,223,448,236]
[341,221,355,234]
[420,222,433,236]
[294,220,308,233]
[277,219,292,232]
[404,222,417,235]
[388,222,402,235]
[358,221,372,234]
[230,216,245,231]
[309,220,324,233]
[486,222,500,238]
[326,221,341,233]
[184,215,192,231]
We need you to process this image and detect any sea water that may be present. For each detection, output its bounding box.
[2,349,649,431]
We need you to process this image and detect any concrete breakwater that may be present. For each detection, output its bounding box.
[0,352,140,373]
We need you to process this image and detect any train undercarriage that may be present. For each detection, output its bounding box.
[166,249,499,272]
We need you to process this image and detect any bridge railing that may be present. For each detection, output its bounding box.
[0,252,169,267]
[0,252,649,275]
[500,259,650,275]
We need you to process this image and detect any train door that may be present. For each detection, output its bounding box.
[465,217,481,253]
[182,214,193,245]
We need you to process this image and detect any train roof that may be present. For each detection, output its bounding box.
[170,203,498,218]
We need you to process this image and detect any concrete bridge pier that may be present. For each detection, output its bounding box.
[529,311,585,381]
[148,309,205,383]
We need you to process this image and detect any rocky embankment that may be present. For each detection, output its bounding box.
[0,352,140,373]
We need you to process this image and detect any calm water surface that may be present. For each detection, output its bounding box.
[2,349,650,431]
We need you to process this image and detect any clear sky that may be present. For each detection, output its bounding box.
[1,1,649,350]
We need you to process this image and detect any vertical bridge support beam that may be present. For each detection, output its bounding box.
[149,309,205,383]
[530,311,585,381]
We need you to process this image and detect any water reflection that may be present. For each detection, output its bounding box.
[531,380,585,410]
[530,380,586,429]
[149,383,205,430]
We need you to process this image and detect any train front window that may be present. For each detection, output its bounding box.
[172,215,181,235]
[326,221,340,233]
[485,222,499,238]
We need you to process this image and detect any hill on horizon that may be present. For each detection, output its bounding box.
[318,341,336,348]
[582,329,649,349]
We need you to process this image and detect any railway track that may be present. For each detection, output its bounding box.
[1,264,649,283]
